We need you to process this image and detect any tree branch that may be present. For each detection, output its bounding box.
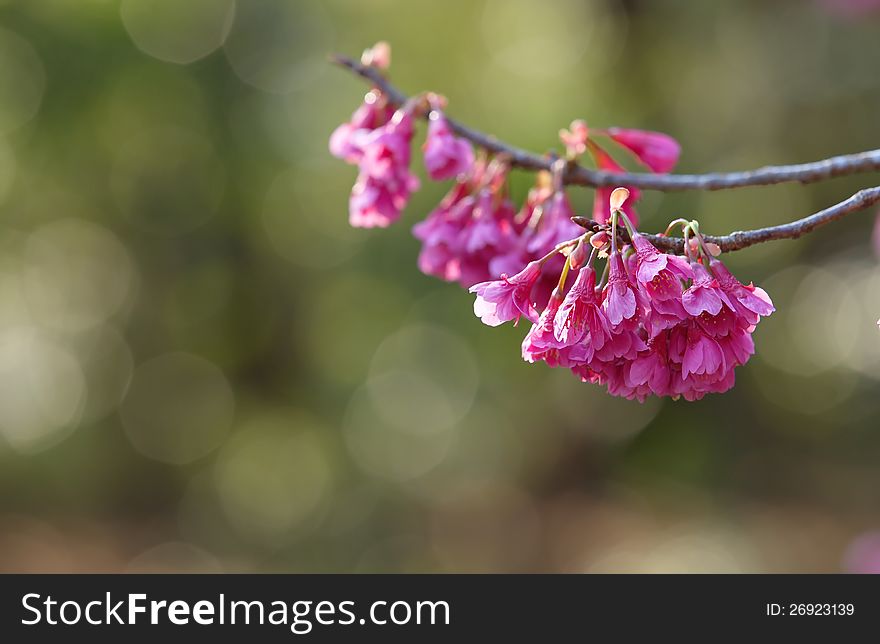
[330,53,880,191]
[573,187,880,253]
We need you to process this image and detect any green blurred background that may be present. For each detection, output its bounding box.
[0,0,879,573]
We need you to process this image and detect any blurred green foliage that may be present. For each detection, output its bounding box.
[0,0,878,573]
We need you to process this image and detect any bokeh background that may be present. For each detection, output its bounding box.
[0,0,879,573]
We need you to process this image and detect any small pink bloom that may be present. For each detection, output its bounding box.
[469,261,542,326]
[560,119,589,157]
[625,333,672,397]
[553,267,611,350]
[602,253,639,326]
[349,172,419,228]
[359,110,414,181]
[606,127,681,174]
[423,112,475,181]
[329,92,392,163]
[522,292,585,367]
[348,109,419,228]
[681,324,726,379]
[681,262,733,317]
[631,232,693,299]
[526,191,581,255]
[709,258,775,322]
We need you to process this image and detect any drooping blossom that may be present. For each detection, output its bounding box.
[631,232,693,300]
[522,290,588,368]
[423,112,475,180]
[681,261,731,317]
[469,260,542,326]
[709,258,775,325]
[605,127,681,174]
[602,253,639,326]
[553,267,610,352]
[349,109,419,228]
[329,91,393,163]
[414,159,518,286]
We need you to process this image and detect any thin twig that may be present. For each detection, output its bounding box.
[330,53,880,191]
[573,187,880,253]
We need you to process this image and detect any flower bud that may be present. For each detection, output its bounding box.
[362,41,391,69]
[609,187,630,212]
[590,231,609,249]
[568,238,588,270]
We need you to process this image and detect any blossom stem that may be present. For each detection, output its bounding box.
[610,208,619,255]
[663,218,690,237]
[618,210,638,238]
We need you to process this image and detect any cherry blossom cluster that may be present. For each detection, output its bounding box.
[471,189,774,400]
[329,43,774,401]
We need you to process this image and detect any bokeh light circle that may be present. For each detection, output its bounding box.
[120,0,236,65]
[0,326,86,453]
[214,415,332,545]
[22,218,135,334]
[344,325,478,481]
[223,2,332,94]
[0,28,45,133]
[120,352,234,465]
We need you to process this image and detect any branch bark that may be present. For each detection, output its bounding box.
[330,54,880,191]
[572,187,880,253]
[331,53,880,254]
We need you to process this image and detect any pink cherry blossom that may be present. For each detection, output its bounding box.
[681,262,732,317]
[329,92,393,163]
[423,112,475,180]
[631,232,693,300]
[470,260,542,326]
[553,267,611,351]
[349,108,419,228]
[709,258,775,322]
[525,191,582,255]
[522,291,585,368]
[606,127,681,174]
[602,253,639,326]
[349,172,419,228]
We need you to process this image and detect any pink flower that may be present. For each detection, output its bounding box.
[606,127,681,174]
[709,258,775,323]
[631,232,693,300]
[349,109,419,228]
[681,324,726,379]
[681,262,732,317]
[625,333,672,397]
[590,145,642,226]
[559,120,589,157]
[349,172,419,228]
[329,92,392,163]
[602,253,639,326]
[359,110,415,181]
[423,112,475,180]
[525,191,582,255]
[553,267,611,351]
[469,260,542,326]
[522,292,584,367]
